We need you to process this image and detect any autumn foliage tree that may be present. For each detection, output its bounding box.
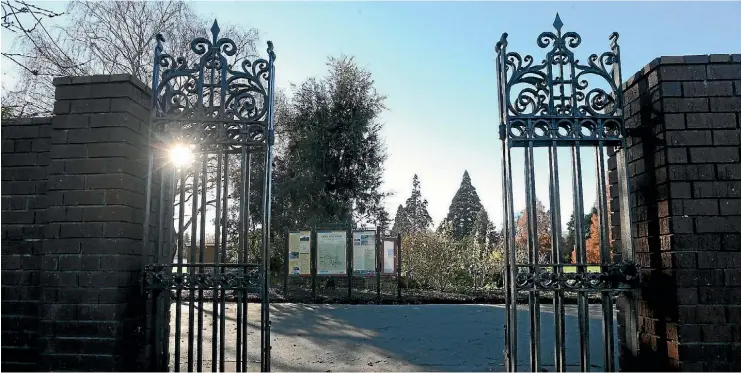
[514,199,552,263]
[572,212,614,264]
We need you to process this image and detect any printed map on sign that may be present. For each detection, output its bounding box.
[317,231,347,275]
[288,231,311,275]
[353,231,376,275]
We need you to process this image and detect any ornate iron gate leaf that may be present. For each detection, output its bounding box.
[496,14,639,372]
[142,20,276,372]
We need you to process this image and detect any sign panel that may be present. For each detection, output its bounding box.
[383,239,396,274]
[287,231,311,276]
[353,230,376,275]
[317,231,347,275]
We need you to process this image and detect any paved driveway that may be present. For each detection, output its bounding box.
[170,303,616,372]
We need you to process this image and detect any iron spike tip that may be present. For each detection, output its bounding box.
[495,32,508,53]
[211,19,220,37]
[155,33,165,43]
[267,40,276,59]
[553,13,563,32]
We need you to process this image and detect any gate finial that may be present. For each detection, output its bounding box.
[211,19,221,42]
[553,13,563,32]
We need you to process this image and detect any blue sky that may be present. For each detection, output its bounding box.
[3,1,741,229]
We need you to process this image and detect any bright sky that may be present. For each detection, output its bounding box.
[3,1,741,230]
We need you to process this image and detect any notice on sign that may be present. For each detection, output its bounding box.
[288,231,311,276]
[383,239,396,274]
[353,231,376,275]
[317,231,347,275]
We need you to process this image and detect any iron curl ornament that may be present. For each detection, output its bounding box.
[514,261,640,292]
[495,14,625,146]
[151,20,276,152]
[144,264,261,291]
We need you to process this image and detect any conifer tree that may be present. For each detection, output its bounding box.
[392,175,432,235]
[444,170,483,240]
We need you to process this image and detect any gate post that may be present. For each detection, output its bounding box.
[610,55,741,371]
[38,75,153,371]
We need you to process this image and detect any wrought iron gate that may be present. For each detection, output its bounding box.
[496,15,640,372]
[142,21,276,372]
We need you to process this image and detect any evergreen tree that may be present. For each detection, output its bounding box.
[565,213,576,259]
[405,174,433,233]
[486,221,501,252]
[391,204,408,236]
[444,170,483,240]
[473,208,490,248]
[271,55,388,229]
[392,174,432,235]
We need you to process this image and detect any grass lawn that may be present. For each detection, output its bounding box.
[561,265,601,273]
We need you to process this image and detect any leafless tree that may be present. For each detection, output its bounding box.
[2,0,260,117]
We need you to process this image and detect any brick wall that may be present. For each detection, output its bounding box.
[1,74,157,371]
[610,55,741,371]
[1,117,52,371]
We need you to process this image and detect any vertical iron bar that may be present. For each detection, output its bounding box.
[198,155,207,373]
[237,149,246,373]
[311,229,317,303]
[376,228,381,304]
[496,34,519,372]
[571,143,591,372]
[396,233,402,302]
[524,140,541,373]
[348,226,352,302]
[154,165,168,371]
[549,143,566,372]
[596,142,615,371]
[175,168,186,372]
[261,43,277,372]
[220,153,229,372]
[504,143,518,373]
[243,151,251,373]
[283,231,289,297]
[212,152,222,372]
[501,133,512,372]
[147,35,162,371]
[165,170,176,371]
[552,36,567,372]
[189,157,199,372]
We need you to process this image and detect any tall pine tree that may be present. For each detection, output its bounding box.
[444,170,483,240]
[473,208,490,248]
[391,204,408,236]
[391,174,432,235]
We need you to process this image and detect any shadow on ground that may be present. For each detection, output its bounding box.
[170,303,617,372]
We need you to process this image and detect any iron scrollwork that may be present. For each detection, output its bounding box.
[151,20,276,152]
[144,264,261,292]
[495,14,625,146]
[514,261,640,292]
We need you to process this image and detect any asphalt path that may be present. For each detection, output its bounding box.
[170,303,617,372]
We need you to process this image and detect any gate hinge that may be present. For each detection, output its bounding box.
[499,124,506,140]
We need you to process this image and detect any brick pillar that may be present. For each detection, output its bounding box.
[1,117,51,371]
[38,75,153,371]
[611,55,741,371]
